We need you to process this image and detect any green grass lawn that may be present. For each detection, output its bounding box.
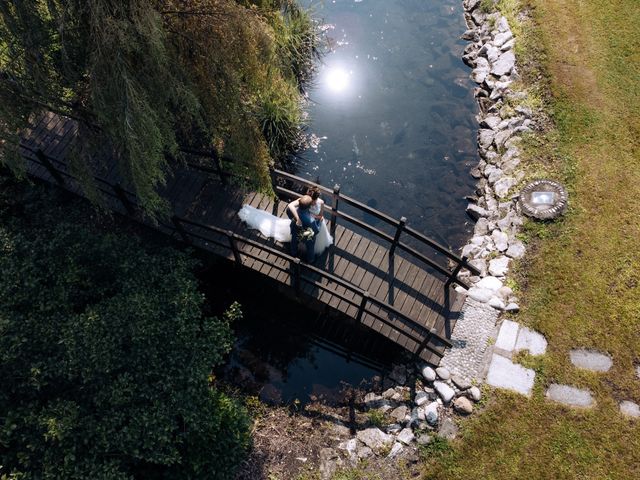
[422,0,640,478]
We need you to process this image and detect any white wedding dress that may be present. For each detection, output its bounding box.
[238,201,333,255]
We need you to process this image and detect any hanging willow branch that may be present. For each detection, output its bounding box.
[0,0,314,215]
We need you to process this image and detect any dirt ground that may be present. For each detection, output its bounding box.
[235,398,424,480]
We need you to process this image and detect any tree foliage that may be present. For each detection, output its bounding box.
[0,186,250,479]
[0,0,315,214]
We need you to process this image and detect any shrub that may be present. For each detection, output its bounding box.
[0,203,250,479]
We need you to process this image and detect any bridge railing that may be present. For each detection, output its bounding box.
[19,143,452,360]
[173,216,453,359]
[180,151,480,289]
[269,169,480,289]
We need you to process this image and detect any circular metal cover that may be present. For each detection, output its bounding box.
[518,179,568,220]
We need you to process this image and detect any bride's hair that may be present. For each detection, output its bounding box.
[298,195,313,210]
[306,186,320,200]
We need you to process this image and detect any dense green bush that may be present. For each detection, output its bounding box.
[0,197,250,479]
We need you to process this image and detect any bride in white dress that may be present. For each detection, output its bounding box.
[238,188,333,255]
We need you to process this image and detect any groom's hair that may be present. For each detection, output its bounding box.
[298,195,313,210]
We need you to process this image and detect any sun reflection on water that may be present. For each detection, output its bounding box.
[324,66,352,93]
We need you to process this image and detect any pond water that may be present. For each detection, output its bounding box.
[220,0,477,404]
[205,263,404,404]
[298,0,477,248]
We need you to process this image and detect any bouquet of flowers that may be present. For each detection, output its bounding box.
[297,226,315,241]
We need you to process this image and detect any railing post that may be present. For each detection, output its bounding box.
[290,257,301,295]
[415,328,437,358]
[112,183,135,215]
[355,291,369,324]
[228,232,242,265]
[330,184,340,238]
[444,255,467,290]
[171,216,191,244]
[389,216,407,257]
[35,149,65,186]
[213,150,227,185]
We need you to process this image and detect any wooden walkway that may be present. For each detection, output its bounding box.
[18,112,479,365]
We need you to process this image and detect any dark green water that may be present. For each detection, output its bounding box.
[298,0,477,248]
[221,0,477,404]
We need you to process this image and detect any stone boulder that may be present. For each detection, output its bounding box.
[415,391,429,407]
[488,296,506,310]
[435,367,451,380]
[467,204,489,220]
[491,51,516,76]
[364,393,384,409]
[434,381,455,404]
[421,365,436,382]
[491,230,509,252]
[476,275,503,291]
[489,256,509,276]
[389,405,408,424]
[493,31,513,48]
[453,396,474,415]
[506,240,526,258]
[494,176,517,198]
[356,428,394,452]
[437,418,459,440]
[478,128,495,149]
[467,386,482,402]
[451,375,472,391]
[319,448,342,480]
[397,427,415,445]
[467,286,494,303]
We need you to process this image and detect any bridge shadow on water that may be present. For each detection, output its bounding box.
[199,259,406,406]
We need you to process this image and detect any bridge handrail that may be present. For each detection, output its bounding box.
[272,169,480,282]
[271,175,477,288]
[272,169,400,227]
[166,216,452,353]
[180,150,480,284]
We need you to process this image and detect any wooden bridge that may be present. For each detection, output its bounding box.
[18,112,480,365]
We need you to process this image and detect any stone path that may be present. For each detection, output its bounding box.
[484,319,546,396]
[439,298,498,384]
[480,328,639,417]
[619,401,640,418]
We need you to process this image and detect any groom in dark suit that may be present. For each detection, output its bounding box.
[287,194,319,263]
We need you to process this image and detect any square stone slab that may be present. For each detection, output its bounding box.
[495,319,520,352]
[515,326,548,356]
[486,353,535,396]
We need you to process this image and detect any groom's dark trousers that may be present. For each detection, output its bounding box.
[287,208,319,263]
